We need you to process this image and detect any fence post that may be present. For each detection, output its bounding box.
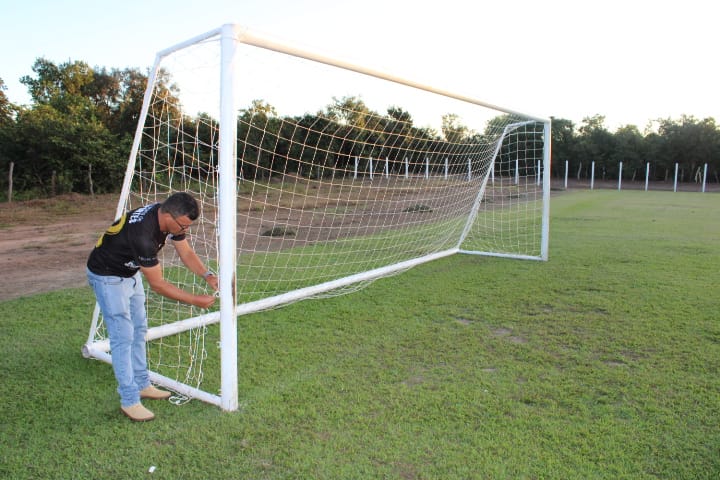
[88,163,95,197]
[7,162,13,203]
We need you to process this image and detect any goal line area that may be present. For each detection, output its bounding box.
[83,24,551,410]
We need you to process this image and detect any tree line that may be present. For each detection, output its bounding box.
[552,115,719,184]
[1,58,718,200]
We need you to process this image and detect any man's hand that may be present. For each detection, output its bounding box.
[204,273,219,291]
[191,294,216,309]
[142,264,217,309]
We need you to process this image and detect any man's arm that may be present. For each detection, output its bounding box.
[172,237,219,291]
[140,263,215,308]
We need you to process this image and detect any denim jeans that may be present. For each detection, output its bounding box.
[87,268,150,407]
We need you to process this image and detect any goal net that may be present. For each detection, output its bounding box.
[82,24,551,411]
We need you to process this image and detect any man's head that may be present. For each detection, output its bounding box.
[159,192,199,234]
[160,192,199,220]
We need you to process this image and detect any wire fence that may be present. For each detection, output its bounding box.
[551,161,718,193]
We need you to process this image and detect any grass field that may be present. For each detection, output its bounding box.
[1,190,719,479]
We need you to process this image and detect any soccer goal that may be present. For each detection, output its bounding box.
[82,24,551,411]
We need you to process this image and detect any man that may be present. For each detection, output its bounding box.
[87,192,218,422]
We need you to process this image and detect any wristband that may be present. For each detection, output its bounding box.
[202,270,215,279]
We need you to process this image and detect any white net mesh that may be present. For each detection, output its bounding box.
[87,28,549,403]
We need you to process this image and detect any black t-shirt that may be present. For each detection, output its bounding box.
[87,203,185,277]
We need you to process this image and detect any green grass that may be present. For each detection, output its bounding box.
[2,190,719,479]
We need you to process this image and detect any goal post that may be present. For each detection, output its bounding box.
[217,24,240,412]
[82,24,551,411]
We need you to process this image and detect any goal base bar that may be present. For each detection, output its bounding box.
[458,250,546,261]
[81,347,223,408]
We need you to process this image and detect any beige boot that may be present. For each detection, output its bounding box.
[121,403,155,422]
[140,385,172,400]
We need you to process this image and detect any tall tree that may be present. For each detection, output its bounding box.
[0,77,14,122]
[0,78,18,199]
[550,117,576,178]
[657,116,719,181]
[441,113,470,144]
[21,58,94,109]
[12,104,121,194]
[575,115,615,179]
[106,67,148,137]
[13,59,128,195]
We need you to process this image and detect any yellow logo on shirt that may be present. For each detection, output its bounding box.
[95,214,127,247]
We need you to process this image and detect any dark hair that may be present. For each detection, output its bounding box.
[160,192,199,220]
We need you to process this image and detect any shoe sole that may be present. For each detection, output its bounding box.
[120,408,155,422]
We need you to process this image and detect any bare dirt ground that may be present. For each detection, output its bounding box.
[0,194,119,301]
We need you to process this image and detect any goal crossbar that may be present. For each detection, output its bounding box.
[233,27,550,124]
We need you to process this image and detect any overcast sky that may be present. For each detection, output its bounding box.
[1,0,717,131]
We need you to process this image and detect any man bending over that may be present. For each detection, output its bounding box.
[87,192,218,421]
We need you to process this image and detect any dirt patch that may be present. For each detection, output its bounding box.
[0,194,118,301]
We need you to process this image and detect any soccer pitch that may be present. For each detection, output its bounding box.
[1,190,718,479]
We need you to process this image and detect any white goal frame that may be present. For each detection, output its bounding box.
[82,24,551,411]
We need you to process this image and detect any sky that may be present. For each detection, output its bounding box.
[1,0,717,131]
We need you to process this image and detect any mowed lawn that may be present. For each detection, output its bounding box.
[1,190,719,479]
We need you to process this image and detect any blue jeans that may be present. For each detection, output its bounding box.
[87,269,150,407]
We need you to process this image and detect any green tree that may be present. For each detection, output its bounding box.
[0,77,14,122]
[323,96,381,174]
[610,124,646,180]
[237,99,282,180]
[0,77,18,199]
[383,106,417,173]
[13,59,129,195]
[550,117,576,178]
[326,96,371,128]
[441,113,470,144]
[12,104,123,195]
[20,59,97,113]
[105,68,148,138]
[656,116,719,182]
[82,66,123,129]
[575,115,614,179]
